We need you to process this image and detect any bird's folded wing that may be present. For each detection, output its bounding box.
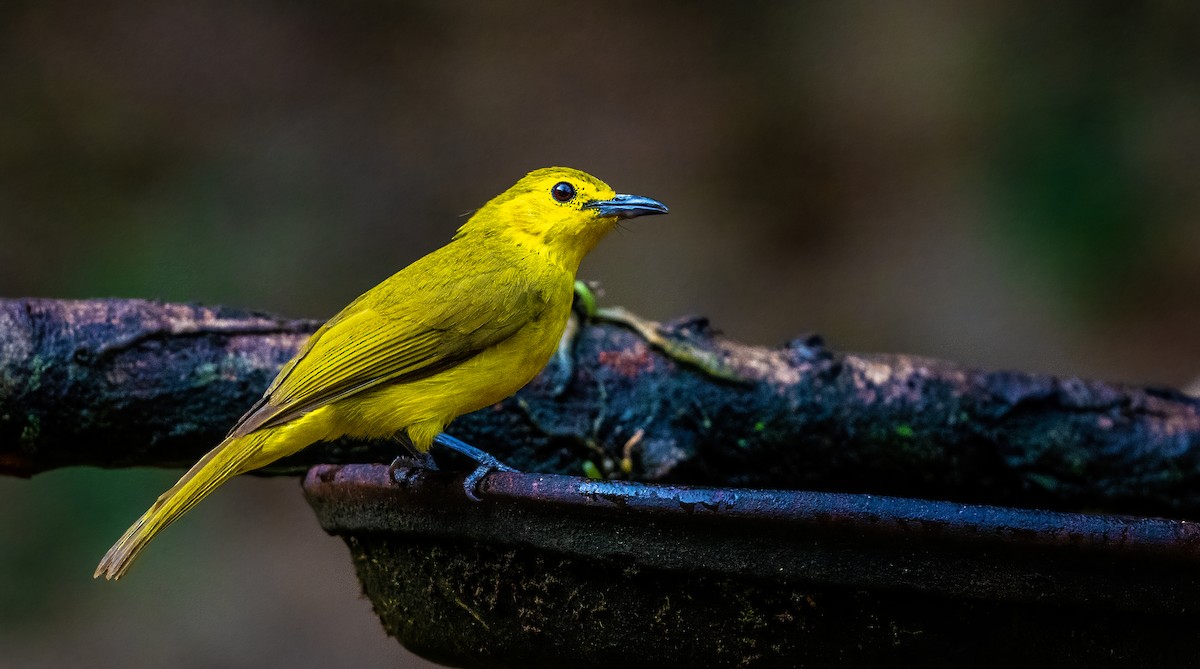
[229,266,548,438]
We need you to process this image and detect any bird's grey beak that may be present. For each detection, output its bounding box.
[583,193,669,219]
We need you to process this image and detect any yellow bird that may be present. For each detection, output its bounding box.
[95,167,668,580]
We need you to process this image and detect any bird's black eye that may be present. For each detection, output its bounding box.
[551,181,576,203]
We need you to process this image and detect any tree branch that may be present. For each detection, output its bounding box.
[3,298,1199,519]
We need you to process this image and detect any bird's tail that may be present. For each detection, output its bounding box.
[94,431,268,580]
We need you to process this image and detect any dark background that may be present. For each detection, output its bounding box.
[3,2,1199,667]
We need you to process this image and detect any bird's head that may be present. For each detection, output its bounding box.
[458,167,668,271]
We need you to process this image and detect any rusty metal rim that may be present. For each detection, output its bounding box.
[304,467,1200,668]
[304,463,1200,563]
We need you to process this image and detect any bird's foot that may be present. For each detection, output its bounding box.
[433,432,517,501]
[461,462,512,502]
[387,451,438,486]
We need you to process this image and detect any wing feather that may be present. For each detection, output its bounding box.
[230,251,549,438]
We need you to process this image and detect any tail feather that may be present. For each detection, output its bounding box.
[94,433,265,580]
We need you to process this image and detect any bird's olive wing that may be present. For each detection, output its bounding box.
[228,264,549,438]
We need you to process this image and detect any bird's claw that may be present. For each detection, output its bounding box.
[461,457,517,501]
[387,451,438,486]
[432,432,518,501]
[462,464,490,502]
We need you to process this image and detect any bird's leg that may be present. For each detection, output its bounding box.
[433,432,517,501]
[387,434,438,486]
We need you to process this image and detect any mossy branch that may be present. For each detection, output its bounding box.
[2,298,1199,519]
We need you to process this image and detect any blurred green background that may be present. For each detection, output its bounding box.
[3,2,1199,667]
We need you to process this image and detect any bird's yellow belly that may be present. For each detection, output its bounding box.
[313,304,570,450]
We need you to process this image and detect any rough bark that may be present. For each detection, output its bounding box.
[2,297,1199,519]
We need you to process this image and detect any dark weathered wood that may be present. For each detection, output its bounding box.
[0,299,318,473]
[2,298,1199,519]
